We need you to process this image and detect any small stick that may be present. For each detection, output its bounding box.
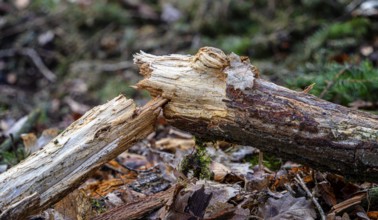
[302,83,316,94]
[319,68,347,99]
[295,174,326,220]
[0,48,56,82]
[20,48,57,82]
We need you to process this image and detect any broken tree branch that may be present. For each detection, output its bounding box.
[93,186,176,220]
[0,95,167,220]
[135,47,378,182]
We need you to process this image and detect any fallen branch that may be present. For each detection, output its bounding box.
[295,174,325,220]
[0,95,167,220]
[135,47,378,182]
[93,186,176,220]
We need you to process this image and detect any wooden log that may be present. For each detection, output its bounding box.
[135,47,378,182]
[0,95,167,220]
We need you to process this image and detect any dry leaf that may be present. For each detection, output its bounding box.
[245,170,270,191]
[21,128,59,154]
[211,161,231,182]
[259,193,316,220]
[318,181,337,206]
[164,181,241,220]
[155,137,195,152]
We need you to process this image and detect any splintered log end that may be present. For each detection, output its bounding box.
[133,47,259,120]
[135,47,378,182]
[134,47,259,93]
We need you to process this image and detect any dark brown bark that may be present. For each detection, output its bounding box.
[135,47,378,182]
[93,186,175,220]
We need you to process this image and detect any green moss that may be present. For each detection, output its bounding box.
[180,140,212,180]
[2,147,26,166]
[249,152,282,171]
[90,198,106,214]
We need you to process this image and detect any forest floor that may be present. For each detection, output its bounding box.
[1,0,378,219]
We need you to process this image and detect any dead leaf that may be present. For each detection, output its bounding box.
[117,152,151,170]
[186,185,213,218]
[104,192,124,208]
[155,137,195,152]
[20,133,37,154]
[259,193,316,220]
[318,181,337,206]
[105,159,130,174]
[164,181,242,220]
[21,128,59,154]
[211,161,231,182]
[368,211,378,219]
[84,174,137,199]
[245,170,270,192]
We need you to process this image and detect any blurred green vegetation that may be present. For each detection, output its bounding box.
[1,0,378,163]
[250,153,282,171]
[287,61,378,106]
[180,141,212,179]
[4,0,375,106]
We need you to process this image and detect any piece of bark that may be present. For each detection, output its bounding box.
[0,95,167,220]
[135,47,378,182]
[93,186,176,220]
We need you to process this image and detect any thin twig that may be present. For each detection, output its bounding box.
[0,48,56,82]
[302,83,316,94]
[295,174,326,220]
[319,68,347,99]
[9,134,19,161]
[21,48,57,82]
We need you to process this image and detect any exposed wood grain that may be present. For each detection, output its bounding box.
[0,96,167,220]
[135,47,378,182]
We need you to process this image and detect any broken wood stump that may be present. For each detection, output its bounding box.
[135,47,378,182]
[0,96,166,220]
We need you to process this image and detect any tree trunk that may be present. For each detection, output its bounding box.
[0,96,166,220]
[135,47,378,182]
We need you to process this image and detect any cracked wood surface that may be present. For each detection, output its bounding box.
[135,47,378,182]
[0,95,166,220]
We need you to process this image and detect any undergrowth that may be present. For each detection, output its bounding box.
[180,140,212,180]
[287,61,378,106]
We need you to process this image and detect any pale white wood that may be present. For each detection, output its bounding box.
[0,95,166,219]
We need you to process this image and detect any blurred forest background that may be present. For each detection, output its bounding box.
[0,0,378,164]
